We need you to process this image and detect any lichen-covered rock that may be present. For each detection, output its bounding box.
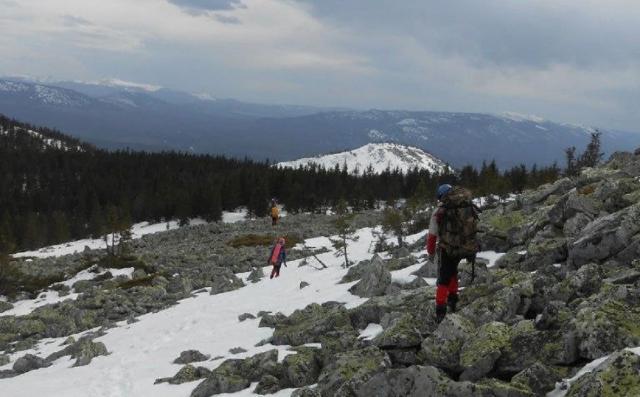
[511,362,560,396]
[291,387,321,397]
[257,312,287,328]
[155,364,211,385]
[70,339,109,367]
[271,302,355,346]
[13,354,51,374]
[209,268,245,295]
[174,350,211,364]
[459,321,511,381]
[566,350,640,397]
[254,374,282,395]
[190,366,251,397]
[348,256,391,298]
[575,299,640,359]
[356,365,482,397]
[373,313,422,349]
[420,313,475,372]
[0,301,14,313]
[340,259,370,283]
[0,353,10,366]
[229,347,247,354]
[316,346,390,397]
[282,347,321,388]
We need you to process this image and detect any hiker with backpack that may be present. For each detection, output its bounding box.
[426,184,479,323]
[270,200,280,226]
[268,237,287,279]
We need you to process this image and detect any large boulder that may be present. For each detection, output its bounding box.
[155,364,211,385]
[420,313,475,373]
[356,365,477,397]
[174,350,211,364]
[568,203,640,268]
[575,299,640,359]
[316,346,391,397]
[209,268,245,295]
[459,322,511,381]
[348,256,392,298]
[282,347,321,388]
[566,350,640,397]
[271,302,356,346]
[13,354,51,374]
[511,362,560,396]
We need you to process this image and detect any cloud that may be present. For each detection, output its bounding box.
[0,0,638,130]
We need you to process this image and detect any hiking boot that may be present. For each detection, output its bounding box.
[447,294,458,313]
[435,304,447,323]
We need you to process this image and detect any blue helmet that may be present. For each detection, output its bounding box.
[437,184,452,200]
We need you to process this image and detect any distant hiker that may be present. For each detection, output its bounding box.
[426,184,479,323]
[270,201,280,226]
[268,237,287,279]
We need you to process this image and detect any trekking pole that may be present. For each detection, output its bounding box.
[470,256,476,285]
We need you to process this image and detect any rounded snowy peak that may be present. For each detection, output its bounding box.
[276,143,450,174]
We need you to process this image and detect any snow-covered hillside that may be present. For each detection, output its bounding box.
[276,143,450,174]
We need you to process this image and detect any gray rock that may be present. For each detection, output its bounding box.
[566,350,640,397]
[291,387,321,397]
[247,267,264,283]
[13,354,51,374]
[174,350,211,364]
[356,365,482,397]
[459,322,511,381]
[282,347,321,388]
[132,268,148,279]
[511,362,560,396]
[229,347,247,354]
[271,302,355,346]
[70,339,109,367]
[258,312,287,328]
[348,256,392,298]
[316,346,390,397]
[209,268,245,295]
[420,313,475,372]
[0,301,14,313]
[0,369,17,379]
[410,260,437,278]
[155,364,211,385]
[0,354,10,366]
[339,259,370,283]
[254,374,281,395]
[238,313,256,322]
[300,281,310,289]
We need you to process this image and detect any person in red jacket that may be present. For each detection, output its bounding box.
[268,237,287,279]
[426,184,459,323]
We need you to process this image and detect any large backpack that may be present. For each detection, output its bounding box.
[439,187,479,257]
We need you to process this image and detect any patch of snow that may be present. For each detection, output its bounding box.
[0,227,379,396]
[359,323,384,341]
[500,112,546,123]
[477,251,505,268]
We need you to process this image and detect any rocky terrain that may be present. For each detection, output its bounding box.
[3,151,640,396]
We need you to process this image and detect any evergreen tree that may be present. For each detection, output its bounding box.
[331,199,358,268]
[381,206,406,247]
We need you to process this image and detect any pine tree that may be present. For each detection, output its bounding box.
[331,199,359,268]
[381,206,406,247]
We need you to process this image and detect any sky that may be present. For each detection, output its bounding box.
[0,0,638,130]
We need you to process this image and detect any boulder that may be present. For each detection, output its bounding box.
[459,321,511,381]
[291,387,321,397]
[300,281,310,289]
[316,346,390,397]
[420,313,475,372]
[229,347,247,354]
[271,302,355,346]
[238,313,256,322]
[282,347,321,388]
[174,349,211,364]
[511,362,560,396]
[70,339,109,367]
[13,354,51,374]
[0,354,10,365]
[209,268,245,295]
[348,256,392,298]
[356,365,482,397]
[575,299,640,359]
[247,267,264,283]
[155,364,211,385]
[254,374,282,395]
[0,301,13,313]
[340,259,371,283]
[566,350,640,397]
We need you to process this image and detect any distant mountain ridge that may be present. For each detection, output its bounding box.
[1,77,639,168]
[276,143,450,175]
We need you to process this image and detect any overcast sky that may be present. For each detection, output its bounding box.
[0,0,638,130]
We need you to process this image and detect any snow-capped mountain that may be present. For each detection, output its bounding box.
[1,77,640,168]
[276,143,450,174]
